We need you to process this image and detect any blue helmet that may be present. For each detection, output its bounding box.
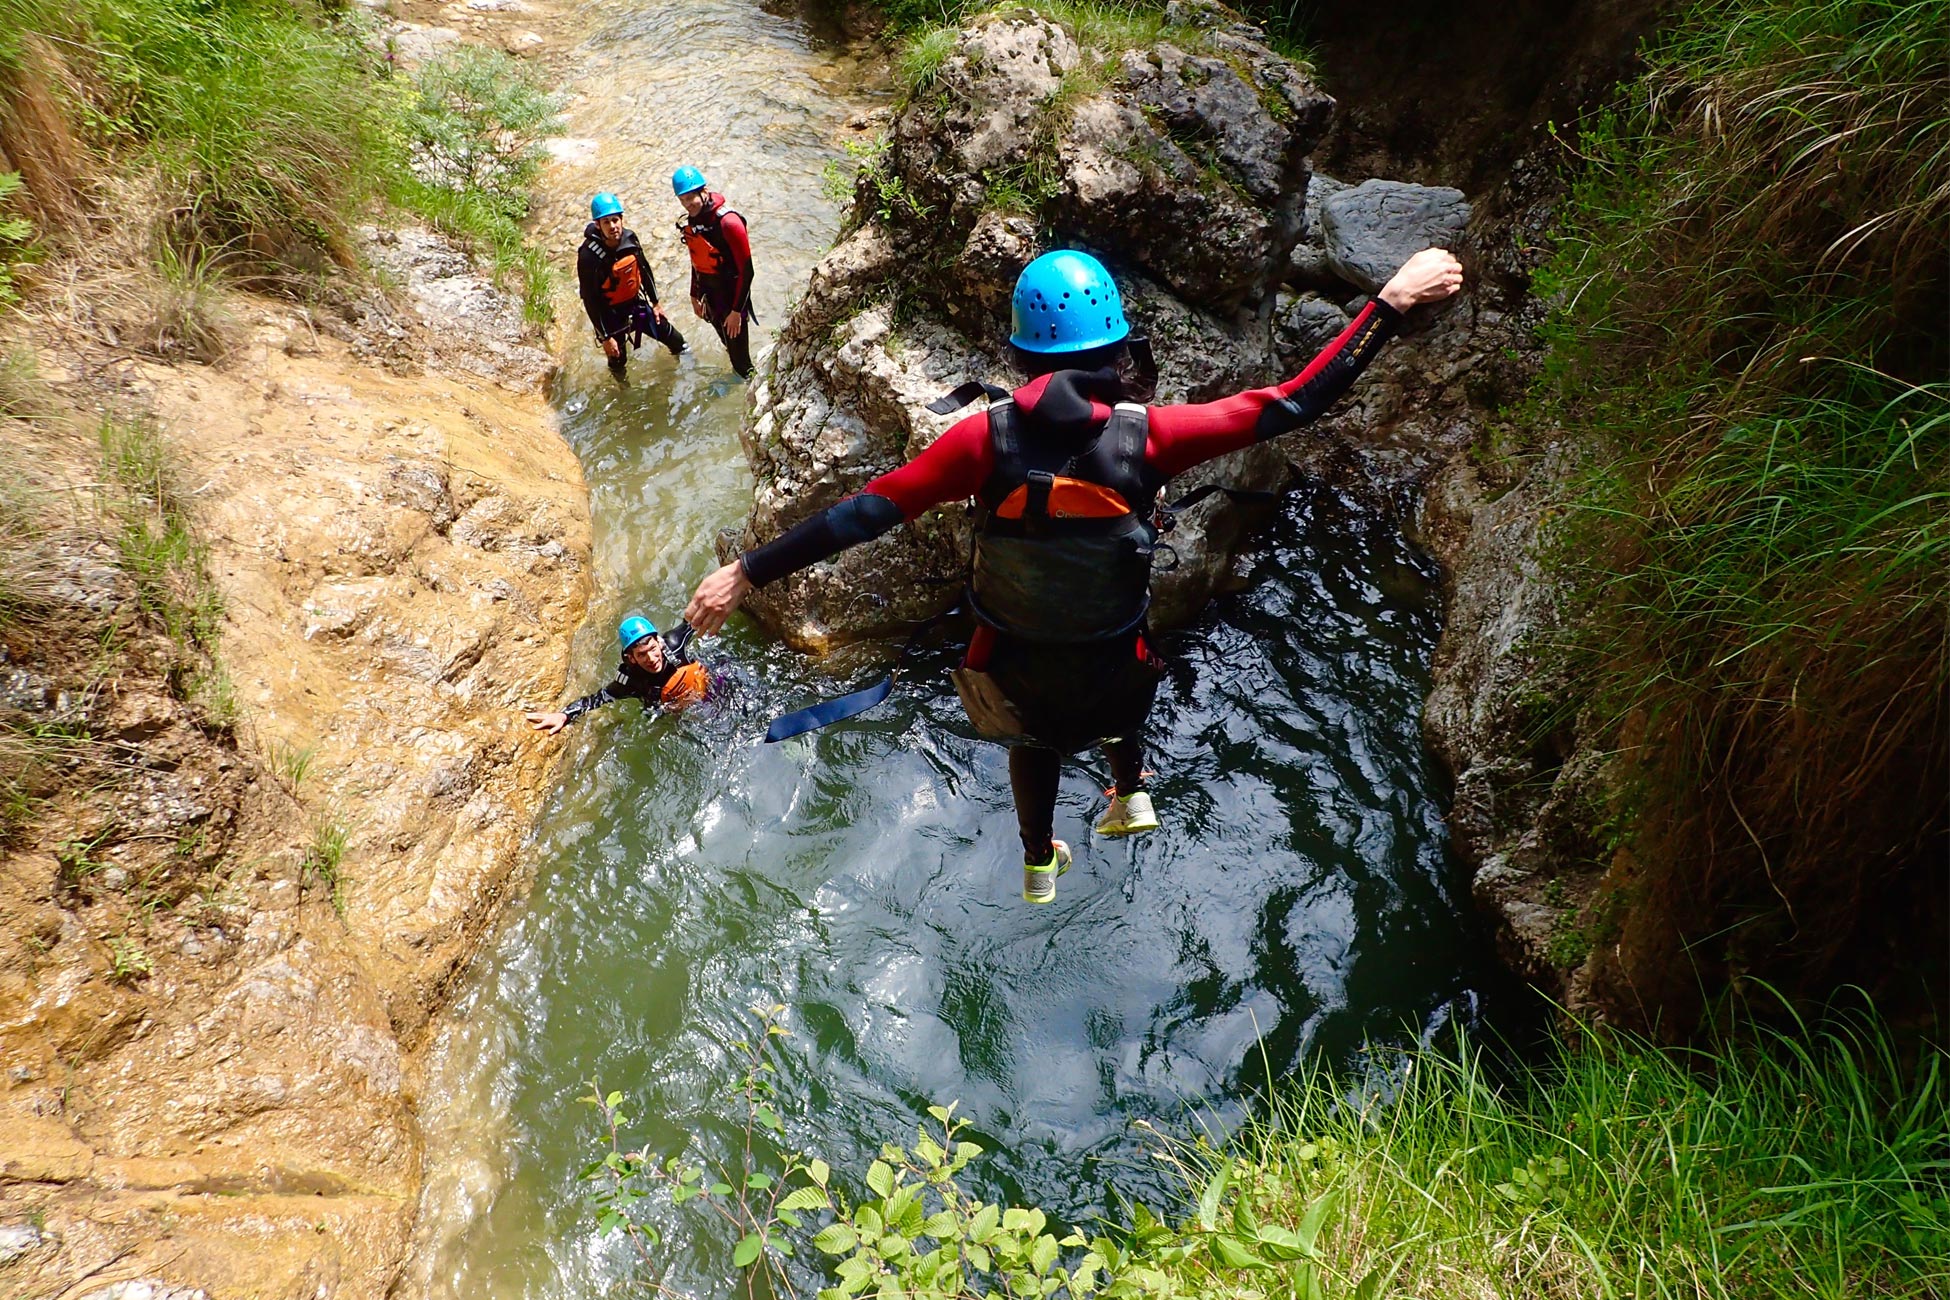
[672,166,708,197]
[1009,250,1129,353]
[591,192,624,219]
[618,614,657,654]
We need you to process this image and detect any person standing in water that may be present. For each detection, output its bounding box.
[671,166,757,379]
[526,616,711,733]
[684,245,1464,903]
[578,193,687,385]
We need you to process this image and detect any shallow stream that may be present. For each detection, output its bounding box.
[412,2,1509,1294]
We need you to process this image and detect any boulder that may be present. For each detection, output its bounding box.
[1321,179,1471,293]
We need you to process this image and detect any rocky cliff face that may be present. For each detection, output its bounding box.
[727,1,1345,651]
[0,230,589,1298]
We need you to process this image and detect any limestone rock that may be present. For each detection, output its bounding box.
[1321,179,1471,294]
[737,5,1330,650]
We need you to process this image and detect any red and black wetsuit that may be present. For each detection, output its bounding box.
[737,297,1403,858]
[678,192,756,376]
[577,222,685,369]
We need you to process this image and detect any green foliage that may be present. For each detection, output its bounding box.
[98,414,223,658]
[302,817,349,915]
[1519,0,1950,990]
[106,933,152,981]
[390,46,561,323]
[586,1002,1945,1300]
[896,24,958,97]
[0,171,34,306]
[1145,1001,1948,1300]
[584,1007,1138,1298]
[66,0,394,267]
[822,135,931,227]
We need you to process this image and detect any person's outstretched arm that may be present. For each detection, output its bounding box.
[684,414,996,633]
[1145,248,1464,479]
[526,665,656,733]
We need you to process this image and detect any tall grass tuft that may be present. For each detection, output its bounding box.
[66,0,394,272]
[98,414,223,659]
[1525,0,1949,1025]
[1151,1003,1949,1300]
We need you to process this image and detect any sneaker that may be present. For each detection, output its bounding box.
[1095,790,1159,837]
[1021,840,1071,905]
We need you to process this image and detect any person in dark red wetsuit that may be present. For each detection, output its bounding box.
[672,165,757,378]
[687,245,1463,902]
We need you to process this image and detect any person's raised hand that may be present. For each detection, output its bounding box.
[685,560,752,636]
[526,710,568,734]
[1379,248,1465,312]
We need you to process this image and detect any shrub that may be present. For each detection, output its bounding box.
[71,0,395,270]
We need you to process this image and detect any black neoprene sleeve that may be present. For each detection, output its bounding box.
[1252,298,1403,441]
[740,493,905,587]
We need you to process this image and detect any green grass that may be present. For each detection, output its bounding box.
[1514,0,1949,1005]
[1144,1006,1949,1300]
[98,414,223,656]
[60,0,395,269]
[0,0,558,322]
[302,817,350,915]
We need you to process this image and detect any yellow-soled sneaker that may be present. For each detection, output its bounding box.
[1022,840,1072,904]
[1095,790,1160,837]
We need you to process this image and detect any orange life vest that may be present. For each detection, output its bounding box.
[679,199,741,278]
[603,251,644,306]
[660,661,710,709]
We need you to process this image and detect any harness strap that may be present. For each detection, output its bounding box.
[1155,482,1282,532]
[926,381,1010,415]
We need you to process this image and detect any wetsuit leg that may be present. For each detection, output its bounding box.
[1103,737,1145,796]
[650,312,688,356]
[1009,743,1062,863]
[704,283,756,377]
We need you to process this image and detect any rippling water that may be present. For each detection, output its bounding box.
[410,2,1508,1295]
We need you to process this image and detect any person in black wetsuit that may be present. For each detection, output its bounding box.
[684,246,1463,903]
[578,193,686,384]
[526,615,711,733]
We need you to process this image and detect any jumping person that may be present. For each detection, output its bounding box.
[671,167,757,378]
[686,246,1464,902]
[526,616,712,734]
[578,193,686,384]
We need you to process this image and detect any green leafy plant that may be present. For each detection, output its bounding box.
[583,1007,1147,1299]
[391,47,562,324]
[106,933,152,981]
[0,171,34,306]
[823,135,931,228]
